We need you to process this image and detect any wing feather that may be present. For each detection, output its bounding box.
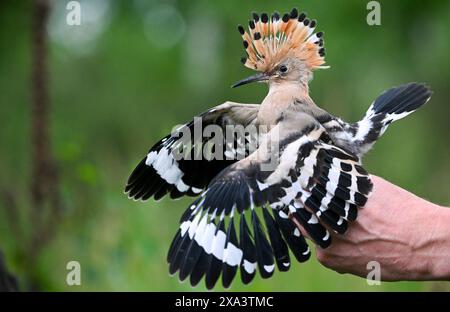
[125,103,259,201]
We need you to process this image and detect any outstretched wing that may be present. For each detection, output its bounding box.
[125,102,260,201]
[168,114,373,289]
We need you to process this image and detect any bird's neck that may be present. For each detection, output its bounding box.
[267,81,310,99]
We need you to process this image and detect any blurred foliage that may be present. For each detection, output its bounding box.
[0,0,449,291]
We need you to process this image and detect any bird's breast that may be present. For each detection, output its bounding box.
[257,94,294,129]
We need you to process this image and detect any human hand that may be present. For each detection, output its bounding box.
[315,175,450,281]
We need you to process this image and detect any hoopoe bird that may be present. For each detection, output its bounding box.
[125,8,432,289]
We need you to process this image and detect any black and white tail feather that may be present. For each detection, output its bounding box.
[322,83,432,157]
[125,82,431,289]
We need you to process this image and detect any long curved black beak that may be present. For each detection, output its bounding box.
[231,72,269,88]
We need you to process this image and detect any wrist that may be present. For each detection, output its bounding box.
[413,204,450,280]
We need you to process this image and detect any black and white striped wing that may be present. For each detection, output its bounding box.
[168,122,373,289]
[125,103,259,201]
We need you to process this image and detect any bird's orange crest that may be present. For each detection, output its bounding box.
[238,8,328,72]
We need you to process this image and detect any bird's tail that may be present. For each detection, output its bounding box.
[354,82,432,153]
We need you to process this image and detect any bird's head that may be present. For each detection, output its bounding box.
[232,8,328,89]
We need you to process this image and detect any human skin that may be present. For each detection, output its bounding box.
[315,175,450,281]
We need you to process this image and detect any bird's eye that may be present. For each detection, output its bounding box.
[279,65,288,73]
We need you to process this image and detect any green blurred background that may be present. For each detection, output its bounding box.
[0,0,449,291]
